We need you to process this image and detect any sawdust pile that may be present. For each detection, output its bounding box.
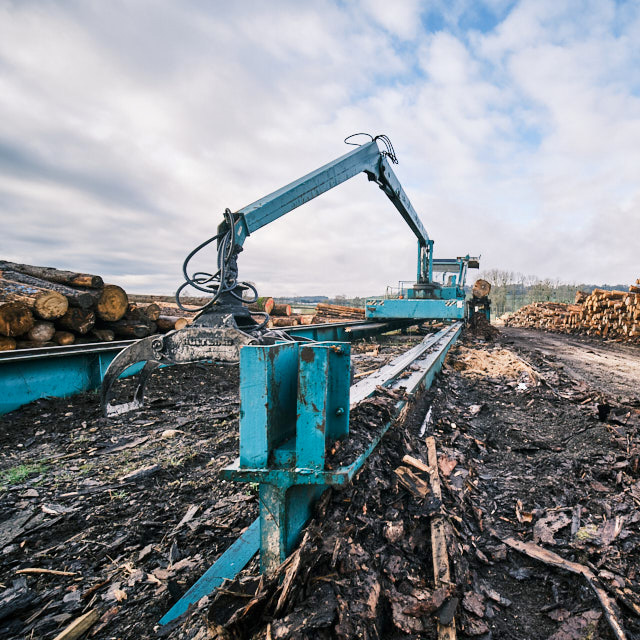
[448,345,538,384]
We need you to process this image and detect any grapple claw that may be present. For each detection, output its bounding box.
[100,318,259,417]
[100,335,162,416]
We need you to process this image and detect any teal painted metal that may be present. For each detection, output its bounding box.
[365,298,466,320]
[234,340,351,573]
[366,254,481,321]
[233,142,380,245]
[158,518,260,625]
[284,319,415,341]
[231,142,432,288]
[239,342,299,468]
[296,343,350,468]
[0,342,139,415]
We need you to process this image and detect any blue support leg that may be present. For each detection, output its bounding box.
[158,518,260,625]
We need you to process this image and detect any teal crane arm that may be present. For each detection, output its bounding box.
[226,140,433,283]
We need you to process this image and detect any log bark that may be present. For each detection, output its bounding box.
[0,336,16,351]
[56,308,96,334]
[155,303,197,319]
[271,303,292,317]
[124,303,160,325]
[156,315,188,332]
[0,270,98,309]
[0,260,103,288]
[103,319,156,338]
[0,302,34,337]
[0,277,68,320]
[271,317,296,327]
[95,285,128,321]
[472,279,491,299]
[27,321,56,343]
[137,302,160,321]
[53,331,75,346]
[248,297,274,314]
[90,328,115,342]
[314,303,365,321]
[17,340,57,349]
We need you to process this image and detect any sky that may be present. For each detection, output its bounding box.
[0,0,639,297]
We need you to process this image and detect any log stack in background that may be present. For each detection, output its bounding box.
[504,280,640,343]
[248,297,314,327]
[0,263,370,352]
[312,303,365,324]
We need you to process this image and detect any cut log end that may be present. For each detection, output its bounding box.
[34,291,68,320]
[248,297,275,314]
[156,315,189,332]
[53,331,75,346]
[96,285,129,322]
[0,302,35,337]
[472,279,491,299]
[272,303,292,317]
[27,321,56,343]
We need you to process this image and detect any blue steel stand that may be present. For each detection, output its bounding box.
[159,340,351,625]
[159,323,463,625]
[234,340,350,573]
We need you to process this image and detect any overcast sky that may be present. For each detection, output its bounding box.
[1,0,638,297]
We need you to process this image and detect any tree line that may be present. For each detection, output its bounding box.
[478,269,630,318]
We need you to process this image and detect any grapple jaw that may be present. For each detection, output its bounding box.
[100,314,259,417]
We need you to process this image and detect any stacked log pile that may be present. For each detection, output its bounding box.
[248,297,314,327]
[0,262,187,351]
[504,280,640,343]
[133,294,315,329]
[312,303,365,324]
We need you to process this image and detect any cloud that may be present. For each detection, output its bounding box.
[0,0,638,298]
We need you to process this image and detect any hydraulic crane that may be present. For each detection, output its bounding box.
[101,134,482,416]
[95,135,489,623]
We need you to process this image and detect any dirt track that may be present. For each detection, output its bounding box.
[501,326,640,401]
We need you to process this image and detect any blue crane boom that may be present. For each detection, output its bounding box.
[228,139,433,283]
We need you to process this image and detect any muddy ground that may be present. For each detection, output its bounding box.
[0,334,419,639]
[1,327,639,639]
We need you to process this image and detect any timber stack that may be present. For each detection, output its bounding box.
[0,261,189,351]
[247,297,314,327]
[133,293,315,329]
[504,280,640,343]
[312,303,365,323]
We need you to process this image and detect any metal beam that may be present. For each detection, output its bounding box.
[374,155,430,247]
[158,518,260,625]
[0,320,411,415]
[234,141,380,245]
